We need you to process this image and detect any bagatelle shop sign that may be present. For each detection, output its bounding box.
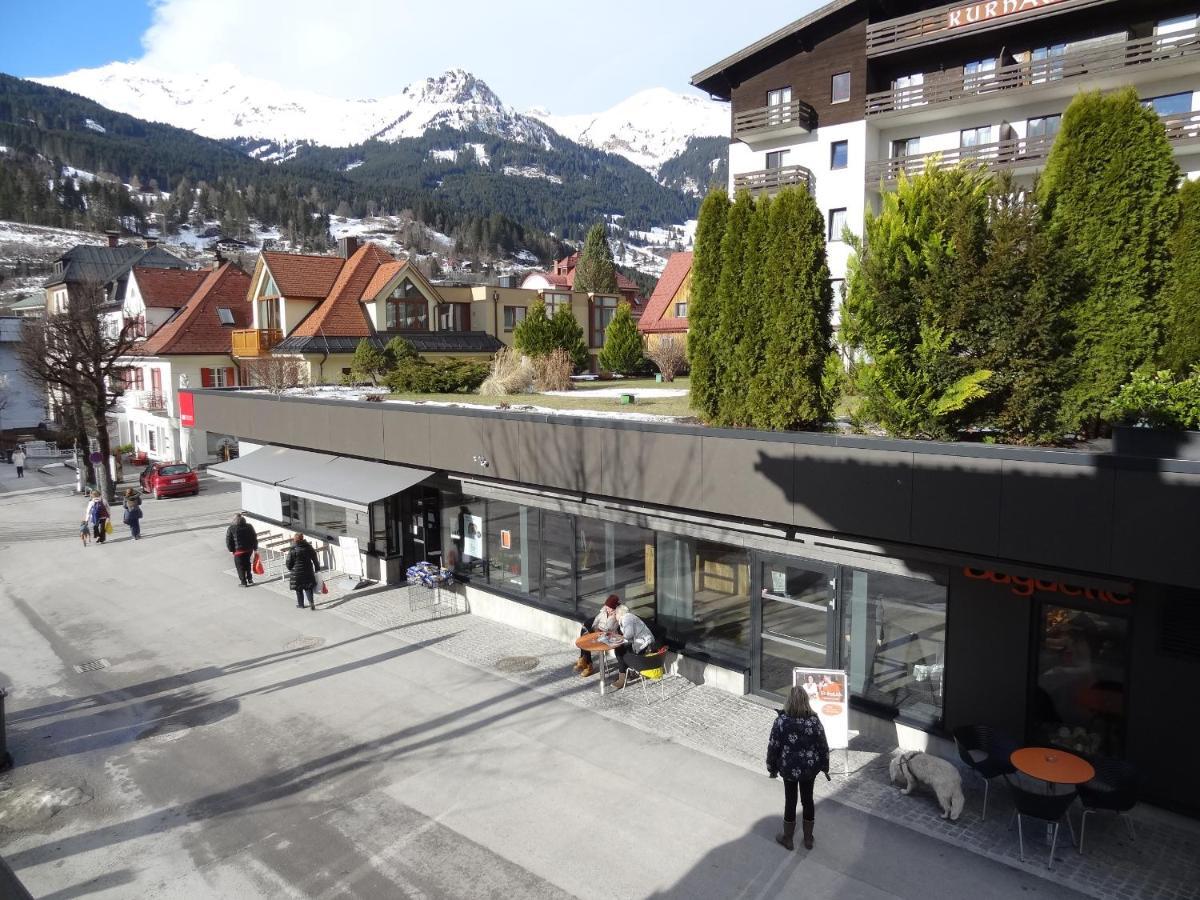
[947,0,1069,29]
[961,567,1133,606]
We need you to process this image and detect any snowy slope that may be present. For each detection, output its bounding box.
[36,63,554,149]
[528,89,727,174]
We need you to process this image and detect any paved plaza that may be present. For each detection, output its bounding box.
[0,468,1195,898]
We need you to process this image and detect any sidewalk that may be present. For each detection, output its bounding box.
[307,581,1199,900]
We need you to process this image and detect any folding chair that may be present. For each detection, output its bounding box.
[623,647,673,701]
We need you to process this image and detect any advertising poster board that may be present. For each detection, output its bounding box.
[464,514,484,558]
[337,536,363,579]
[793,667,849,750]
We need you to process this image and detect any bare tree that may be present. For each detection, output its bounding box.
[647,336,687,383]
[241,356,308,395]
[18,281,138,500]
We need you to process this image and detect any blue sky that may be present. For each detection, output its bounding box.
[0,0,826,113]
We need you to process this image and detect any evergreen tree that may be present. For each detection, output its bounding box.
[349,338,389,385]
[841,163,994,439]
[687,190,729,420]
[1162,178,1200,374]
[598,302,644,374]
[572,223,618,294]
[750,187,832,430]
[719,194,770,425]
[513,300,555,357]
[1038,88,1180,435]
[549,304,590,372]
[705,193,754,426]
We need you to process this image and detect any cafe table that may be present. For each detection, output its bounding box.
[575,631,625,695]
[1010,747,1095,841]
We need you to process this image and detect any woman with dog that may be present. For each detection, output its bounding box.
[766,685,830,851]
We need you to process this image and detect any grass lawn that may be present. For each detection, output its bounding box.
[387,377,695,418]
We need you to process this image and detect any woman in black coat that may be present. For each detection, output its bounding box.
[766,685,830,851]
[285,533,321,610]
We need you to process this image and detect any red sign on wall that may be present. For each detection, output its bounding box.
[179,391,195,428]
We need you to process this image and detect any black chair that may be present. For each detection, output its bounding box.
[1077,757,1138,853]
[953,724,1018,820]
[1006,777,1077,869]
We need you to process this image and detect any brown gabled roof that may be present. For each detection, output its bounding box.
[361,260,405,302]
[133,266,209,309]
[638,252,692,334]
[290,242,393,338]
[261,251,344,299]
[134,264,252,355]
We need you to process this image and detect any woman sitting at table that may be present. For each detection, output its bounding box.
[612,609,660,691]
[574,595,627,678]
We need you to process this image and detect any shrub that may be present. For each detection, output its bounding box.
[385,359,489,394]
[385,336,421,365]
[598,302,644,374]
[531,348,573,391]
[349,338,389,385]
[513,301,555,357]
[549,305,590,372]
[647,336,687,382]
[1105,368,1200,431]
[480,348,533,396]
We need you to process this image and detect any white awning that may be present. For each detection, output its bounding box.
[211,446,432,512]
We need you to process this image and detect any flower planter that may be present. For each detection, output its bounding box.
[1112,426,1200,462]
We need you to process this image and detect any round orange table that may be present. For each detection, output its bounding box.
[575,631,625,695]
[1010,747,1095,785]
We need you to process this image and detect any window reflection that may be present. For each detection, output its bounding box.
[658,537,751,665]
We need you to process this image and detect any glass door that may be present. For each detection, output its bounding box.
[754,556,838,699]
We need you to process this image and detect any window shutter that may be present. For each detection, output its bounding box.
[200,368,214,388]
[225,367,236,387]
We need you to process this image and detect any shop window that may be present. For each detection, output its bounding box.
[576,517,656,623]
[540,510,574,611]
[281,493,301,527]
[1034,604,1129,757]
[657,536,750,666]
[486,500,538,595]
[842,568,947,727]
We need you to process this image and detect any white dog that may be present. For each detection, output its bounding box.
[889,751,965,821]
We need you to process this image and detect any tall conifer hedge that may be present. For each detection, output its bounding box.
[687,190,729,420]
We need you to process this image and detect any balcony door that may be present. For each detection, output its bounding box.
[766,86,792,125]
[258,299,279,332]
[753,555,838,699]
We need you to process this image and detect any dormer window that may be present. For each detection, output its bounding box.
[386,279,428,331]
[260,272,280,298]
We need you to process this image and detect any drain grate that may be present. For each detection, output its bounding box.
[284,637,325,652]
[494,656,539,673]
[73,658,109,674]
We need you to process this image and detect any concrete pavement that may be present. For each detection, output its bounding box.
[2,483,1086,898]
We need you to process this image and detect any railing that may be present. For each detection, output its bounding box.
[865,0,1111,56]
[733,164,814,196]
[733,98,816,142]
[865,26,1200,117]
[122,389,168,411]
[866,111,1200,186]
[231,328,283,357]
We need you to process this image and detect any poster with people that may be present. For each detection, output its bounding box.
[463,514,483,559]
[793,668,849,750]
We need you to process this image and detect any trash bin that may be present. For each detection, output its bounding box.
[0,686,11,771]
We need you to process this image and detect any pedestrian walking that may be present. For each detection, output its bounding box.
[225,513,259,586]
[85,491,110,544]
[122,488,143,540]
[11,448,26,478]
[285,532,321,610]
[766,685,830,851]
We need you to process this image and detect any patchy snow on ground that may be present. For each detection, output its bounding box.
[343,159,364,171]
[544,387,686,399]
[502,165,562,184]
[84,118,107,133]
[428,148,457,163]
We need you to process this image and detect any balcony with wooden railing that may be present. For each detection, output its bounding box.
[865,25,1200,121]
[231,328,283,357]
[733,98,817,145]
[733,164,814,197]
[866,111,1200,187]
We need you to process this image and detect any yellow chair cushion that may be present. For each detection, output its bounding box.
[640,667,665,680]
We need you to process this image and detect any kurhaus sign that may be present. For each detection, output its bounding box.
[947,0,1069,29]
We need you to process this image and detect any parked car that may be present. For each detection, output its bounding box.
[140,462,199,499]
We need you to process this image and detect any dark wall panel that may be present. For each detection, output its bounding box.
[519,422,602,494]
[272,401,331,452]
[603,429,704,510]
[701,436,794,525]
[943,570,1030,738]
[792,443,913,541]
[1111,469,1200,588]
[911,455,1002,556]
[381,409,432,468]
[324,405,385,459]
[428,414,522,482]
[998,460,1113,573]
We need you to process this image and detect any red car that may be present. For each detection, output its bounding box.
[140,462,200,499]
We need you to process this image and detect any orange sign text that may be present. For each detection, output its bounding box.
[962,567,1132,605]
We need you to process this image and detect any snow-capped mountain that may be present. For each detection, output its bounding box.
[36,63,554,150]
[527,88,727,175]
[35,62,723,177]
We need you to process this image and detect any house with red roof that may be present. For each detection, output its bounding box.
[236,237,508,384]
[637,252,693,353]
[111,263,252,466]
